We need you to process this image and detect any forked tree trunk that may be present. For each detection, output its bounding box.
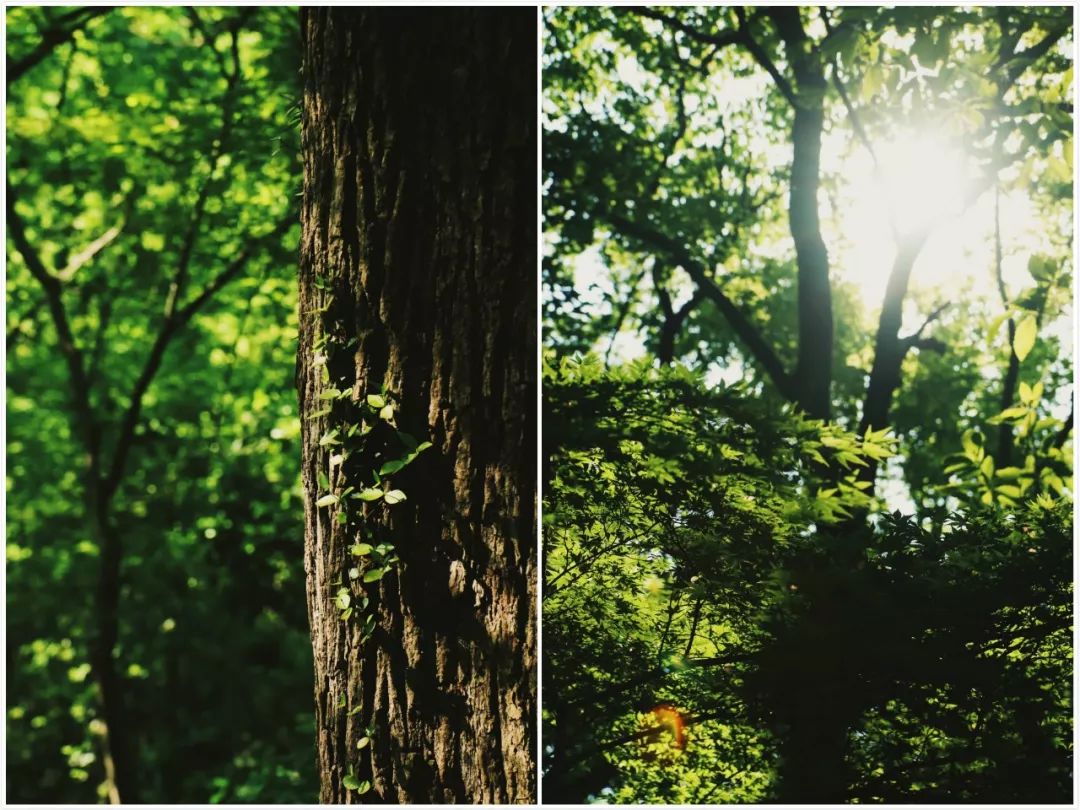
[298,9,536,804]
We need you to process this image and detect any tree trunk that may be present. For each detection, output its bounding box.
[87,486,135,805]
[298,9,536,804]
[768,8,833,422]
[856,232,931,487]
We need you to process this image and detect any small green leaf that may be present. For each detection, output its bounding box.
[356,736,370,750]
[336,511,348,525]
[1013,315,1037,361]
[319,429,340,447]
[384,490,406,505]
[349,567,360,580]
[319,389,340,401]
[363,567,387,583]
[988,406,1028,424]
[379,403,394,421]
[350,543,373,556]
[366,394,386,409]
[355,488,383,502]
[335,588,351,609]
[347,705,363,717]
[379,459,406,476]
[340,607,353,620]
[342,774,361,791]
[316,493,339,508]
[306,407,332,420]
[318,471,330,490]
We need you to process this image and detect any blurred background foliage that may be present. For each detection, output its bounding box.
[6,6,317,802]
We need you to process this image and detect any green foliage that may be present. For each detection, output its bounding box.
[544,357,1071,802]
[543,9,1071,799]
[543,356,900,802]
[6,7,315,803]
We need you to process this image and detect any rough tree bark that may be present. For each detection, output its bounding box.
[298,9,536,804]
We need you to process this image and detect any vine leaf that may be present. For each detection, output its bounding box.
[1013,315,1037,361]
[379,459,406,476]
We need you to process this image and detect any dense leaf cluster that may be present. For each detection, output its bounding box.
[543,358,1071,803]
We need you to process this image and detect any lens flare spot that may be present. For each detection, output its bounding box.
[651,703,686,749]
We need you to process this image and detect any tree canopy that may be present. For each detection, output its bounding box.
[543,5,1072,803]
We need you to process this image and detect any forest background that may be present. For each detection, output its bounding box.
[3,3,1078,806]
[6,6,536,805]
[543,4,1074,804]
[6,7,313,802]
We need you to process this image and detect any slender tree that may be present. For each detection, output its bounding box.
[298,9,536,803]
[6,9,294,801]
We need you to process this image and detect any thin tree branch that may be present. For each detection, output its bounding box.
[999,23,1070,90]
[57,217,128,283]
[101,216,293,501]
[602,265,647,368]
[900,301,951,349]
[631,8,742,51]
[7,7,109,85]
[566,651,751,714]
[165,27,244,318]
[605,213,794,398]
[736,8,798,108]
[630,7,798,108]
[6,182,101,461]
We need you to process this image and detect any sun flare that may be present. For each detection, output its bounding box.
[875,132,970,235]
[830,127,1039,310]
